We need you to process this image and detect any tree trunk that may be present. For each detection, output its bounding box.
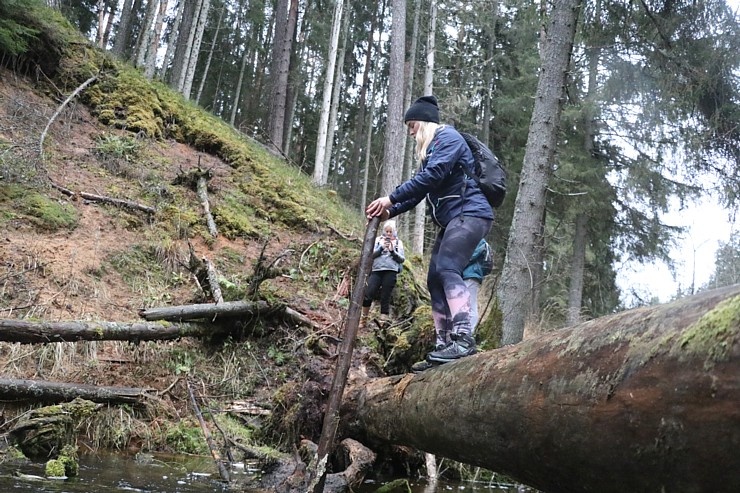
[173,0,200,93]
[566,212,587,325]
[498,0,581,344]
[282,0,305,158]
[267,0,296,154]
[341,284,740,493]
[139,300,318,329]
[139,300,271,321]
[379,0,406,196]
[230,45,249,126]
[0,378,155,404]
[161,0,185,80]
[133,0,157,68]
[95,0,106,48]
[144,0,168,79]
[412,0,436,256]
[101,0,115,48]
[182,0,211,99]
[310,217,380,492]
[312,0,345,186]
[360,76,375,213]
[195,174,218,238]
[0,318,225,343]
[482,2,498,145]
[110,0,134,58]
[348,10,378,210]
[399,0,421,243]
[321,2,350,185]
[195,3,224,104]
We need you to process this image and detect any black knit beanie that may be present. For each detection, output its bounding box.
[404,95,440,124]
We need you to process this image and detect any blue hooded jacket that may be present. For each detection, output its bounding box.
[387,126,494,228]
[462,239,491,282]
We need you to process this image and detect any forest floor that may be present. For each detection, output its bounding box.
[0,65,414,477]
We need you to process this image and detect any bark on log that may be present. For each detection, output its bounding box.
[139,300,272,321]
[139,301,320,330]
[0,319,223,344]
[341,284,740,493]
[0,378,154,404]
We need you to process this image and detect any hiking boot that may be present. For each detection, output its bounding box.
[426,333,476,363]
[411,360,438,373]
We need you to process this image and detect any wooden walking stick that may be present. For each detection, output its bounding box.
[309,216,380,493]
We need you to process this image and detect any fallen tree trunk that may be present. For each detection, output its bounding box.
[0,319,224,344]
[341,284,740,493]
[140,301,321,330]
[139,300,273,321]
[0,378,154,404]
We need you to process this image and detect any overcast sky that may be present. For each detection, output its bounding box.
[617,195,736,306]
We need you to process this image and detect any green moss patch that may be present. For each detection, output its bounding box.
[0,183,78,231]
[673,295,740,367]
[165,420,208,455]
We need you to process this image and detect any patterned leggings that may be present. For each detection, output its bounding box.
[428,215,491,347]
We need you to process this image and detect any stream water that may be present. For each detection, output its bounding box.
[0,451,533,492]
[0,452,237,492]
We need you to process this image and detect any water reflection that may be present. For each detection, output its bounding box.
[0,451,533,492]
[0,451,249,492]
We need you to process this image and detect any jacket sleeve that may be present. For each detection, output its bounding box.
[388,195,423,218]
[372,238,383,258]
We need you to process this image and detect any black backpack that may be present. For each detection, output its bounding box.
[459,132,507,208]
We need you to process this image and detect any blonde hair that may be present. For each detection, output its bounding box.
[414,121,443,162]
[382,219,397,236]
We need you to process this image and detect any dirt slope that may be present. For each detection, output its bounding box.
[0,65,394,457]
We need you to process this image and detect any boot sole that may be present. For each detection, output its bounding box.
[426,349,476,363]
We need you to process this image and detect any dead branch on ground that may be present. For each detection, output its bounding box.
[51,181,155,214]
[39,75,97,158]
[174,162,218,237]
[187,378,230,482]
[186,243,224,303]
[205,257,224,303]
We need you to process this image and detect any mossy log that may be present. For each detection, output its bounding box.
[0,319,224,343]
[6,398,100,461]
[139,300,271,321]
[340,284,740,493]
[140,300,320,330]
[0,377,154,405]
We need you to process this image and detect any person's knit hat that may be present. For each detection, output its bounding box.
[404,95,440,123]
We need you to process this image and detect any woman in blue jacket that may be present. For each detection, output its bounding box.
[366,95,493,369]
